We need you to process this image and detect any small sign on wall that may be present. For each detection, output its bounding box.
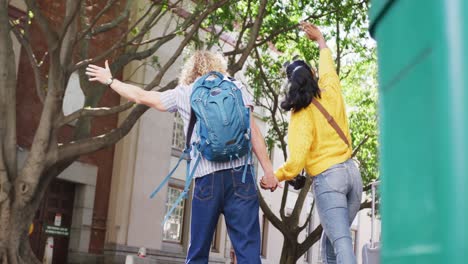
[44,226,69,237]
[54,213,62,227]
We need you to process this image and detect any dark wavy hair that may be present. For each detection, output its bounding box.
[280,60,321,112]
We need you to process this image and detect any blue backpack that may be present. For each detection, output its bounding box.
[150,71,254,224]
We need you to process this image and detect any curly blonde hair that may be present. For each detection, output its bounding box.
[179,50,228,85]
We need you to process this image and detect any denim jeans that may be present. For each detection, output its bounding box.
[313,159,363,264]
[186,166,261,264]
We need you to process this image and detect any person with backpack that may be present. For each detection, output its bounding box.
[86,50,275,264]
[260,22,363,264]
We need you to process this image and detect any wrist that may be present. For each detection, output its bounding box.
[317,38,327,49]
[104,76,114,86]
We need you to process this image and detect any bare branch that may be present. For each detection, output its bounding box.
[352,134,371,158]
[227,0,268,75]
[9,20,45,103]
[129,4,167,46]
[56,104,147,163]
[280,182,289,220]
[130,32,177,46]
[24,0,59,47]
[53,80,178,163]
[335,14,341,74]
[298,199,314,232]
[60,0,83,42]
[58,102,134,127]
[297,224,323,257]
[258,189,285,234]
[16,44,67,204]
[0,3,17,182]
[60,0,82,70]
[297,197,374,257]
[146,0,231,89]
[233,0,253,52]
[253,48,288,157]
[73,0,119,45]
[289,177,312,224]
[72,2,160,72]
[92,0,132,35]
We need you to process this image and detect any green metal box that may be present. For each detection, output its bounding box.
[370,0,468,263]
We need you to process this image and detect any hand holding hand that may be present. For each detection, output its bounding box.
[260,174,280,192]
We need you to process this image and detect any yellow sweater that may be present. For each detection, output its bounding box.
[275,48,352,181]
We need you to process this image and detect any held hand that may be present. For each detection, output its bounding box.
[300,21,324,42]
[86,60,113,85]
[260,174,280,192]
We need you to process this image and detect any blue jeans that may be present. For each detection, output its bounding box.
[186,166,261,264]
[313,159,363,264]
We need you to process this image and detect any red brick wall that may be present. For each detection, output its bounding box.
[15,1,128,254]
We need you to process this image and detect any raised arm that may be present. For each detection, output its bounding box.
[301,22,340,89]
[301,22,328,50]
[86,60,167,111]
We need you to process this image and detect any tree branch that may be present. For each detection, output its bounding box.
[72,2,160,72]
[92,0,132,35]
[290,177,312,225]
[52,80,178,163]
[352,134,370,158]
[145,0,231,89]
[224,1,367,58]
[233,0,253,52]
[335,13,341,74]
[298,199,315,232]
[60,0,83,42]
[0,3,17,182]
[297,198,374,257]
[9,20,45,103]
[258,189,285,234]
[73,0,119,45]
[253,48,288,156]
[16,45,66,205]
[280,182,289,220]
[297,224,323,257]
[227,0,267,75]
[60,0,82,71]
[58,102,135,127]
[24,0,59,48]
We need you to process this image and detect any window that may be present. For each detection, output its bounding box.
[261,215,269,258]
[162,186,186,243]
[172,112,185,151]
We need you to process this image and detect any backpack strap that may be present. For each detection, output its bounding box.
[162,153,201,225]
[150,110,197,200]
[186,109,197,149]
[150,109,201,226]
[311,99,350,147]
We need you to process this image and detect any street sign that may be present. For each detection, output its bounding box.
[44,225,69,237]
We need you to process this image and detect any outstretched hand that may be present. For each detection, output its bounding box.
[86,60,113,85]
[300,21,327,48]
[300,22,324,41]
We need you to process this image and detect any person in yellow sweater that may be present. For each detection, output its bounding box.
[261,22,363,264]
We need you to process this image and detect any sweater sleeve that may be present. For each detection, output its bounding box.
[274,109,313,181]
[318,48,341,92]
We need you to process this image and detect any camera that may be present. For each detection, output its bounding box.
[287,174,307,190]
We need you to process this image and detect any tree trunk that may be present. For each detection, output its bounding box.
[0,195,41,264]
[280,240,299,264]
